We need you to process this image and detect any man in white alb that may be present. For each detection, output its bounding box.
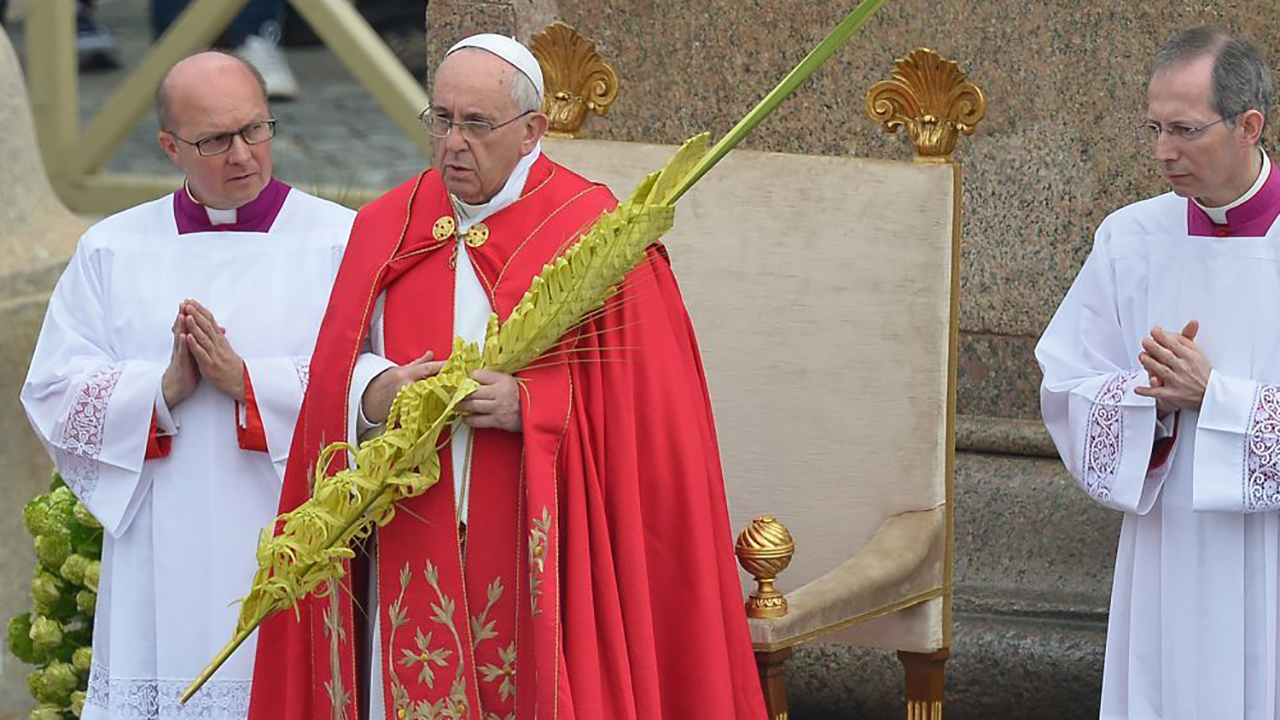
[1038,27,1280,720]
[21,52,353,719]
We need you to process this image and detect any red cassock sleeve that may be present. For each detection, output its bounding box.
[236,363,269,453]
[144,411,171,459]
[1148,411,1179,472]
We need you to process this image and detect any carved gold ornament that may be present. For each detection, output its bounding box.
[865,48,986,160]
[531,22,620,139]
[735,516,795,619]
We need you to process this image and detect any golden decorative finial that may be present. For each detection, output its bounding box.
[735,516,795,619]
[865,48,986,161]
[530,22,620,139]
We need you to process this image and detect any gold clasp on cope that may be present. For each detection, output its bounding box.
[465,223,489,248]
[433,215,457,242]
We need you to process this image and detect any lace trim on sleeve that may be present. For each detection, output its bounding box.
[1082,371,1141,501]
[58,364,124,501]
[1244,384,1280,512]
[87,659,251,720]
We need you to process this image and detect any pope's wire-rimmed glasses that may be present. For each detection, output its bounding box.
[420,108,534,142]
[166,119,277,157]
[1135,114,1237,145]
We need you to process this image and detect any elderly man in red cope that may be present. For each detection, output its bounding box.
[22,52,353,720]
[248,34,766,720]
[1038,27,1280,719]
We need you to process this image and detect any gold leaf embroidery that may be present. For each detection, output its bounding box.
[529,507,551,617]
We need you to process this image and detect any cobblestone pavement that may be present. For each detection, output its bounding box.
[8,0,432,199]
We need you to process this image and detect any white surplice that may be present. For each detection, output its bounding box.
[1038,191,1280,719]
[22,189,353,720]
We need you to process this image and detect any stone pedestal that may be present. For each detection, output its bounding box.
[0,26,89,714]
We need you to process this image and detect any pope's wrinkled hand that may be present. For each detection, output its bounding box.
[362,350,445,425]
[182,299,246,404]
[161,305,201,409]
[459,369,523,433]
[1135,320,1212,413]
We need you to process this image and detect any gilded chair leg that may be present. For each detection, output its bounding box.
[898,648,948,720]
[755,647,792,720]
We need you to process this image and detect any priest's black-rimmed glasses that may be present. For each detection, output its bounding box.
[1135,114,1237,145]
[420,108,534,142]
[166,119,277,157]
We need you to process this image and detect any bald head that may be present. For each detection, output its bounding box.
[155,51,275,210]
[157,52,267,133]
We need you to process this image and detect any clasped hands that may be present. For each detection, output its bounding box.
[361,350,522,433]
[162,299,245,408]
[1135,319,1213,414]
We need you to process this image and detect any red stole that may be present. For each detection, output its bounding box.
[249,153,766,720]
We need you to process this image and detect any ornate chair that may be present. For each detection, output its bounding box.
[533,25,985,719]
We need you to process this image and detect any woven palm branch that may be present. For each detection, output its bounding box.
[183,0,889,702]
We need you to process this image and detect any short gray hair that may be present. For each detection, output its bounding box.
[510,69,542,114]
[1151,27,1273,134]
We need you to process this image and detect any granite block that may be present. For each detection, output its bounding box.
[954,452,1118,612]
[786,613,1105,720]
[547,0,1280,342]
[957,333,1042,421]
[425,0,517,95]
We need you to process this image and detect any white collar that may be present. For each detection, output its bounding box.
[185,181,238,225]
[451,143,542,232]
[1195,150,1271,225]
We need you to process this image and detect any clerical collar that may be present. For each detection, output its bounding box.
[450,143,542,233]
[1194,150,1271,225]
[173,178,291,235]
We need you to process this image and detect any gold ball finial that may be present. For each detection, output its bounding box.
[735,515,795,619]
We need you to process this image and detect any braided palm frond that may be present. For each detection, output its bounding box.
[479,132,708,371]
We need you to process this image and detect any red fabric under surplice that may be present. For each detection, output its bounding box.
[247,155,766,720]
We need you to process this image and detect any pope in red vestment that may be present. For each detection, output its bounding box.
[247,34,766,720]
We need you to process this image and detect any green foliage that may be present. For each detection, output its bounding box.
[59,555,89,586]
[31,661,78,705]
[7,613,36,664]
[30,572,63,607]
[34,533,72,571]
[9,473,100,717]
[75,591,96,618]
[29,704,64,720]
[71,647,92,674]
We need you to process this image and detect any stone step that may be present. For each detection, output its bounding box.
[786,610,1106,720]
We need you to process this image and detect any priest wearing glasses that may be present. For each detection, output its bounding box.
[1038,27,1280,719]
[248,34,766,720]
[22,51,354,720]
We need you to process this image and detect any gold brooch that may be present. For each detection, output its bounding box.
[432,215,456,242]
[465,223,489,248]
